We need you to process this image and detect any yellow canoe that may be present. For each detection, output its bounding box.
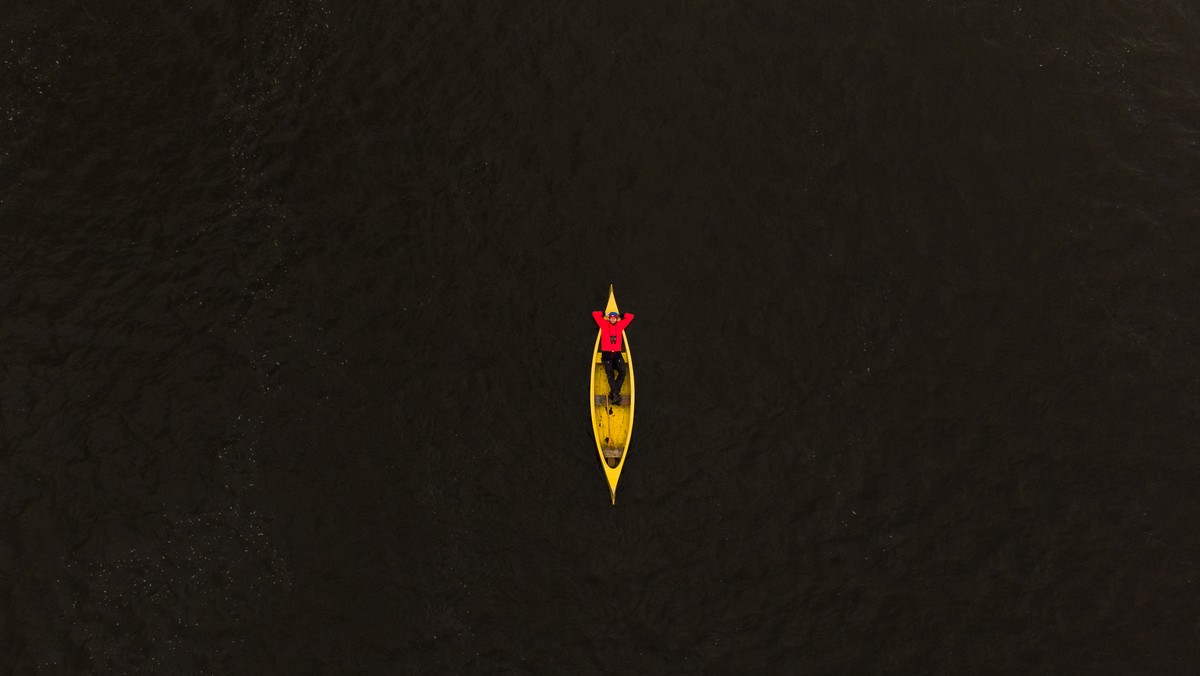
[590,285,635,504]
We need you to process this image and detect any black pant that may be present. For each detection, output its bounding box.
[601,351,627,397]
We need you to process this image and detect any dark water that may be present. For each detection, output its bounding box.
[4,1,1200,673]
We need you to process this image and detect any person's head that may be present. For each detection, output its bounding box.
[608,311,620,323]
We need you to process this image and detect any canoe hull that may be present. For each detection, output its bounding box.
[590,285,635,504]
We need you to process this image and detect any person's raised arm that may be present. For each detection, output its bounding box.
[616,313,634,329]
[592,310,606,327]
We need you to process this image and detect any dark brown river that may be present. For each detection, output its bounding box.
[4,1,1199,673]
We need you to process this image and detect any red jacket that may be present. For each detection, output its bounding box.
[593,311,634,352]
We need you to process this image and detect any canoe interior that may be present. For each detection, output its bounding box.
[592,349,632,469]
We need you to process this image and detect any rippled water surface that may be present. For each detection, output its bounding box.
[4,1,1200,673]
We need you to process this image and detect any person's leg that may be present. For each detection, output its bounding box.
[611,354,627,396]
[601,352,621,404]
[602,353,618,391]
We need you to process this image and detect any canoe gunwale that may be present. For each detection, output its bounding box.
[590,285,634,504]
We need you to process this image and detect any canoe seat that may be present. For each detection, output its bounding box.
[595,394,628,406]
[602,446,623,459]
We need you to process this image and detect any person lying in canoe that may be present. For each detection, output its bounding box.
[593,309,634,405]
